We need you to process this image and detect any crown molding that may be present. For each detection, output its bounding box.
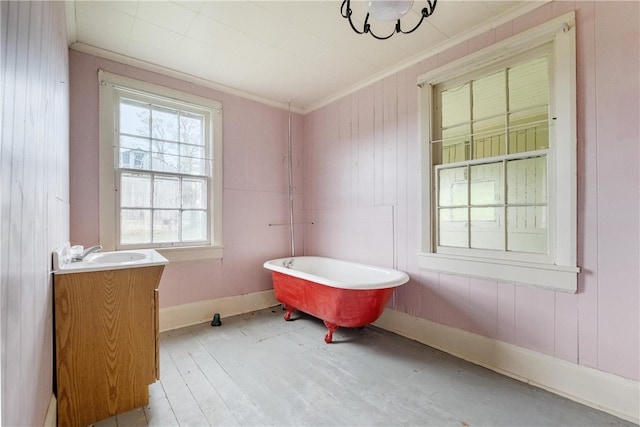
[69,42,305,115]
[304,0,552,114]
[66,1,550,115]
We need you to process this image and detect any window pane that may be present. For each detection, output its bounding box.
[473,70,505,120]
[151,141,179,173]
[506,156,547,254]
[121,174,151,207]
[180,112,204,145]
[119,149,150,170]
[121,209,151,244]
[439,167,467,207]
[120,135,151,170]
[507,206,547,253]
[470,207,504,250]
[180,145,206,175]
[182,210,207,241]
[440,125,470,164]
[441,83,470,127]
[439,208,468,248]
[152,107,178,142]
[154,176,180,208]
[508,107,549,153]
[509,57,548,111]
[120,135,150,151]
[183,179,207,209]
[507,157,547,204]
[470,163,503,205]
[120,100,149,137]
[153,210,180,243]
[473,116,505,159]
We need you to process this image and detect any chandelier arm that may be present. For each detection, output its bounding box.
[341,0,437,39]
[339,0,350,18]
[368,24,397,40]
[398,0,438,34]
[397,13,426,34]
[364,10,395,40]
[341,0,368,35]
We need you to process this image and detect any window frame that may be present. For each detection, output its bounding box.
[418,12,578,292]
[99,71,223,262]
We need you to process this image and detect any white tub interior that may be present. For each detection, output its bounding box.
[263,256,409,290]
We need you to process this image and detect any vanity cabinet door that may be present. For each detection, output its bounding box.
[55,265,164,427]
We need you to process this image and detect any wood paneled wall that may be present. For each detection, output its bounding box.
[1,2,70,425]
[69,51,305,308]
[303,1,639,381]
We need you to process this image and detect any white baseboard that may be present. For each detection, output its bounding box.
[44,394,56,427]
[373,308,639,424]
[159,290,279,332]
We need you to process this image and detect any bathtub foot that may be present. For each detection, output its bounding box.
[283,304,295,321]
[323,321,338,343]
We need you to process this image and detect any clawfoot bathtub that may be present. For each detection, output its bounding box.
[263,256,409,343]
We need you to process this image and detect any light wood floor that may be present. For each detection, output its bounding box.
[94,307,633,427]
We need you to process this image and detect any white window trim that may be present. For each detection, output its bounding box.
[418,12,579,292]
[98,70,223,262]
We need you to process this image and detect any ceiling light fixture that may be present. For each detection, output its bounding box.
[341,0,437,40]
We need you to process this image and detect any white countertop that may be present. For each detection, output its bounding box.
[53,244,169,275]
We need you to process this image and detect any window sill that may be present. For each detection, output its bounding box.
[417,252,579,293]
[156,245,224,263]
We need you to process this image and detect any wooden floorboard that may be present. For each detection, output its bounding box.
[93,307,634,427]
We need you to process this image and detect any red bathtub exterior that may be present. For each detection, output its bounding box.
[271,271,394,343]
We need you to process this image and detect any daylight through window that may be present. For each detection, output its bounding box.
[117,98,210,246]
[433,55,549,255]
[417,13,578,291]
[99,71,223,258]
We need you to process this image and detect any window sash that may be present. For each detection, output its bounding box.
[432,53,550,166]
[113,89,214,249]
[432,51,551,259]
[434,152,549,259]
[115,90,212,177]
[115,170,210,248]
[417,12,578,292]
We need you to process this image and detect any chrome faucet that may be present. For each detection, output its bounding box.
[283,259,294,269]
[71,245,103,262]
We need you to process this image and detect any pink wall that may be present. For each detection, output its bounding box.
[67,1,638,382]
[69,51,304,308]
[303,1,639,381]
[4,2,634,425]
[1,2,70,424]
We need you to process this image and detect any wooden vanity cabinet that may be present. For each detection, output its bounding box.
[54,265,164,427]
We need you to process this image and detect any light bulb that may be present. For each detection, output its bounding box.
[367,0,414,21]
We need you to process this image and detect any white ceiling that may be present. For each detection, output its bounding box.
[66,0,544,112]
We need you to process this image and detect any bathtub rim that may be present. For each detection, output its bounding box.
[263,256,409,290]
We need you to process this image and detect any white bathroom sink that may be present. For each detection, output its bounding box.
[86,252,147,264]
[52,244,168,274]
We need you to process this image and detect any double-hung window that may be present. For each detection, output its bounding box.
[434,51,550,257]
[99,71,223,261]
[418,13,579,291]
